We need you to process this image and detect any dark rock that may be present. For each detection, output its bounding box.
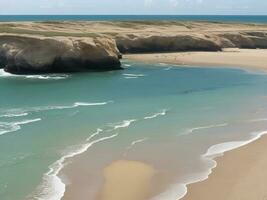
[0,35,122,74]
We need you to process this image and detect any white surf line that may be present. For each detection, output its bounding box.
[159,63,168,66]
[36,109,169,199]
[153,130,267,200]
[106,119,137,132]
[0,112,29,118]
[124,138,148,156]
[35,133,118,200]
[0,69,69,80]
[123,73,146,77]
[247,118,267,122]
[86,128,103,141]
[25,74,69,80]
[163,66,173,71]
[124,76,138,79]
[182,123,228,135]
[4,101,113,115]
[0,118,41,136]
[86,119,138,145]
[0,69,15,77]
[144,109,168,120]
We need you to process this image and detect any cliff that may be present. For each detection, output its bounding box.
[0,21,267,74]
[0,35,121,74]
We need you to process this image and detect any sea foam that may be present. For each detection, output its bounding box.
[183,123,228,135]
[0,112,29,118]
[35,116,138,200]
[0,69,69,80]
[25,75,69,80]
[144,109,168,120]
[35,133,118,200]
[124,138,148,156]
[0,118,41,136]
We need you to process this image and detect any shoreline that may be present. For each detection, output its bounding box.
[124,48,267,73]
[153,130,267,200]
[26,53,267,200]
[125,50,267,200]
[182,131,267,200]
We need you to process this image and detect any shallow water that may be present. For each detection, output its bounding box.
[1,61,267,200]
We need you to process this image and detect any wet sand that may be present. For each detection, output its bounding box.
[182,134,267,200]
[125,49,267,72]
[98,160,156,200]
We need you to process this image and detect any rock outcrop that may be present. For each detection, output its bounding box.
[116,32,267,54]
[116,34,222,54]
[1,21,267,74]
[0,35,122,74]
[218,32,267,49]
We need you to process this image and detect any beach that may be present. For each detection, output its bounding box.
[183,134,267,200]
[98,160,156,200]
[125,48,267,72]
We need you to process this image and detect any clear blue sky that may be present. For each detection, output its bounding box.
[0,0,266,15]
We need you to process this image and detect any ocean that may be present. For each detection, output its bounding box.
[1,61,267,200]
[0,15,267,23]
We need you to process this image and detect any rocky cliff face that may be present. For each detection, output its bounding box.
[218,32,267,49]
[116,32,267,54]
[0,35,122,74]
[1,21,267,74]
[116,34,222,54]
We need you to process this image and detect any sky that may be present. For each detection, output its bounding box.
[0,0,267,15]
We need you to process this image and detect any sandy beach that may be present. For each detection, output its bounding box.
[182,134,267,200]
[98,160,156,200]
[125,48,267,72]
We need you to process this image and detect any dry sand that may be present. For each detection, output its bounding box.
[98,160,156,200]
[183,134,267,200]
[125,48,267,72]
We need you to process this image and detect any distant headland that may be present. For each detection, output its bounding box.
[1,20,267,74]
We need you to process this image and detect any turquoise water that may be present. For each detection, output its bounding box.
[1,61,267,200]
[0,15,267,23]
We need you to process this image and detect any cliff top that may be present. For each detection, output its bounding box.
[0,21,267,38]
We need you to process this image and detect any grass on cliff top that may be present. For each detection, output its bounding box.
[0,25,99,38]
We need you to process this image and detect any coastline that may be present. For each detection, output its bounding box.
[126,49,267,200]
[182,132,267,200]
[124,48,267,72]
[1,18,267,200]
